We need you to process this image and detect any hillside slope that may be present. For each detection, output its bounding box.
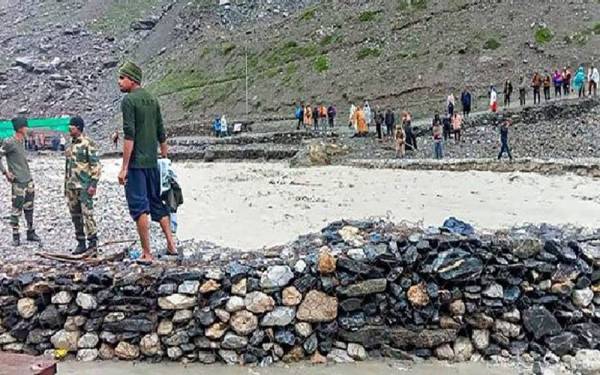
[0,0,599,140]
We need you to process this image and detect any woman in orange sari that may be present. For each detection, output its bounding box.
[354,106,368,136]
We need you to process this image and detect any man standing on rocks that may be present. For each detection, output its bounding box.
[588,64,599,97]
[531,72,542,105]
[498,119,513,161]
[0,117,41,246]
[117,61,177,262]
[384,108,395,137]
[64,116,101,255]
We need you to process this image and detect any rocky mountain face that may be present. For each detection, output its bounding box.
[0,0,599,141]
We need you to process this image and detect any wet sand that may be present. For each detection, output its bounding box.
[58,359,523,375]
[101,160,600,249]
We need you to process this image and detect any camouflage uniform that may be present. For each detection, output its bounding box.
[64,135,101,243]
[0,137,35,236]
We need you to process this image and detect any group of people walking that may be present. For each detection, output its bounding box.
[486,64,600,111]
[295,103,337,131]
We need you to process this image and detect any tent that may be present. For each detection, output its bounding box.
[0,117,70,139]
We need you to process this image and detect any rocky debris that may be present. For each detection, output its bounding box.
[2,219,600,366]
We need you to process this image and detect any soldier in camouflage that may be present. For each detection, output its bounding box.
[0,117,41,246]
[64,116,101,254]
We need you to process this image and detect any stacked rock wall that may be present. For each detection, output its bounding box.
[1,221,600,366]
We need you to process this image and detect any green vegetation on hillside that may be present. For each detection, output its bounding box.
[534,26,554,44]
[91,0,162,34]
[357,47,381,60]
[300,7,316,21]
[314,55,329,73]
[359,10,381,22]
[483,38,501,50]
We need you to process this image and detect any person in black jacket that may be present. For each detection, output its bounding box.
[374,108,384,140]
[384,109,395,137]
[503,79,513,108]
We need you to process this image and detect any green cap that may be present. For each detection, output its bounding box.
[11,117,28,131]
[119,61,142,84]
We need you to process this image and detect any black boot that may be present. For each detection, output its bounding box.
[26,229,41,242]
[12,233,20,247]
[72,240,87,255]
[87,237,98,252]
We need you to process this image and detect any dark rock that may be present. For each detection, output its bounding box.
[545,332,578,356]
[523,306,562,340]
[568,323,600,348]
[38,305,64,329]
[103,318,154,333]
[390,328,457,349]
[339,298,363,312]
[303,334,318,354]
[338,312,366,330]
[338,326,389,349]
[431,249,483,281]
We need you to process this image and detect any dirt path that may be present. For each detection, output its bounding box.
[58,359,525,375]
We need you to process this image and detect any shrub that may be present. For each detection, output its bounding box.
[483,38,501,50]
[359,10,380,22]
[534,26,553,44]
[357,47,381,60]
[314,55,329,73]
[300,8,316,21]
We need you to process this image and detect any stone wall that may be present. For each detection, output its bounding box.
[1,221,600,369]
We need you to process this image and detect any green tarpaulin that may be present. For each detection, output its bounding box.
[0,117,70,139]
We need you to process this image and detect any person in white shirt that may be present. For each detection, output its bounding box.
[588,65,599,97]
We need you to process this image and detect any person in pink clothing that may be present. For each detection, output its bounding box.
[451,112,463,143]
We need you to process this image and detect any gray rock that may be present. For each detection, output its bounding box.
[17,298,37,319]
[172,309,193,323]
[78,333,99,349]
[0,333,16,345]
[347,343,368,361]
[218,349,239,365]
[76,349,99,361]
[158,294,197,310]
[167,346,183,360]
[482,283,504,299]
[338,279,387,297]
[573,350,600,374]
[435,344,455,360]
[157,320,173,336]
[260,265,294,290]
[453,336,474,362]
[221,332,248,349]
[178,280,200,295]
[572,288,594,307]
[472,329,490,351]
[294,260,307,273]
[140,333,161,356]
[225,296,245,312]
[76,293,97,310]
[327,348,354,363]
[51,329,80,352]
[244,291,275,313]
[198,351,217,364]
[51,291,72,304]
[295,322,312,338]
[261,307,295,327]
[348,248,366,261]
[494,320,521,338]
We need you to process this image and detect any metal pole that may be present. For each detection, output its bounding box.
[245,49,248,119]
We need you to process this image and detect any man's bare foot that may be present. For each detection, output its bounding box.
[140,253,154,262]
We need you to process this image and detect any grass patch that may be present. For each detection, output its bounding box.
[300,8,316,21]
[91,0,161,34]
[182,81,237,110]
[149,68,241,96]
[483,38,501,50]
[359,10,381,22]
[320,34,343,47]
[357,47,381,60]
[534,26,554,44]
[398,0,427,10]
[593,22,600,34]
[313,55,329,73]
[264,41,320,68]
[221,42,236,55]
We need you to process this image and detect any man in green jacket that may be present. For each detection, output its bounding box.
[117,61,177,262]
[0,117,41,246]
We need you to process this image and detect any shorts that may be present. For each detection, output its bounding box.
[125,167,169,222]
